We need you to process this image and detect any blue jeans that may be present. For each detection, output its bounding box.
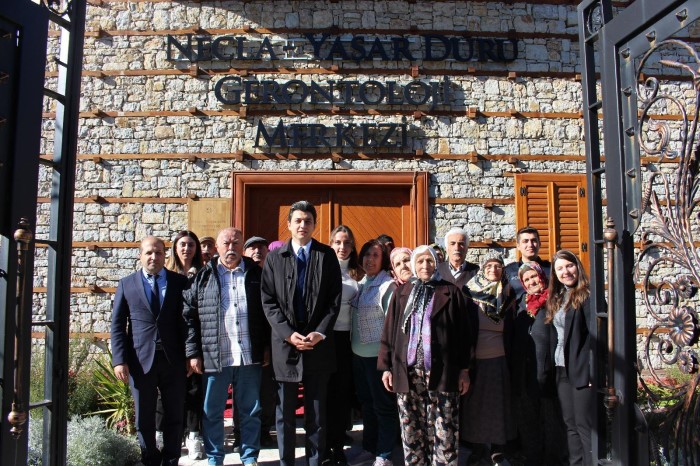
[352,355,399,460]
[203,364,262,465]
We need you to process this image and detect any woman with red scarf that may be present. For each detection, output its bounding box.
[510,262,567,466]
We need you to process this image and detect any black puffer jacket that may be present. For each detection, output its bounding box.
[183,256,269,372]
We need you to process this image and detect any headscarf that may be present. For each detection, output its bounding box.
[518,261,549,318]
[402,245,440,372]
[268,240,284,251]
[467,251,510,323]
[389,246,412,266]
[401,245,441,333]
[389,247,413,285]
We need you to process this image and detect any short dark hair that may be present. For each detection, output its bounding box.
[288,200,317,223]
[516,226,540,243]
[358,239,391,272]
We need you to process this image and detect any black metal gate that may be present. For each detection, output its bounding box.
[579,0,700,464]
[0,0,85,464]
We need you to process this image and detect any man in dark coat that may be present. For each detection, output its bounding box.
[261,200,342,466]
[436,227,479,291]
[111,236,189,466]
[183,227,270,466]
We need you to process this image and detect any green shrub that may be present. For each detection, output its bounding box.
[68,368,99,417]
[67,416,140,466]
[29,338,103,420]
[91,350,135,434]
[27,418,43,465]
[28,416,141,466]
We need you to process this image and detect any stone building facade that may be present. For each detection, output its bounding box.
[34,0,691,363]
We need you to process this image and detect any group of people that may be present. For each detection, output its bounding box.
[111,200,595,466]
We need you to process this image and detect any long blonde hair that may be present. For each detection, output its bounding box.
[545,250,589,323]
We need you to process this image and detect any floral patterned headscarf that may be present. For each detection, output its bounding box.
[518,261,549,318]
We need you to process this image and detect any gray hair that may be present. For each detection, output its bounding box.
[444,227,470,249]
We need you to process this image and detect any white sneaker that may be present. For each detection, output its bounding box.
[186,435,205,460]
[373,458,393,466]
[155,431,164,451]
[348,450,375,466]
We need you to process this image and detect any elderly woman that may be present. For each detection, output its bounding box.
[324,225,360,465]
[461,252,516,466]
[546,250,593,466]
[351,239,398,466]
[378,245,473,466]
[166,230,204,279]
[511,262,567,466]
[389,247,413,285]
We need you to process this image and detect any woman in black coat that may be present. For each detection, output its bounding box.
[511,261,567,465]
[545,250,593,466]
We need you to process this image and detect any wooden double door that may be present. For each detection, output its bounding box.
[232,172,429,249]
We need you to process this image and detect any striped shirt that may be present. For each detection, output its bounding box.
[217,261,252,367]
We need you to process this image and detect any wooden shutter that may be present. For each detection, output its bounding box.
[515,174,590,272]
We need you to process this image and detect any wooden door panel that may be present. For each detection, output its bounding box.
[333,188,407,248]
[233,172,429,249]
[244,187,326,243]
[243,184,410,249]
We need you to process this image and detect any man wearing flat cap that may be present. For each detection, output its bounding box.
[242,234,275,446]
[200,236,216,265]
[244,236,269,265]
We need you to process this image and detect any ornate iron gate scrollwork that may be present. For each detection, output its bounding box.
[579,0,700,464]
[634,37,700,465]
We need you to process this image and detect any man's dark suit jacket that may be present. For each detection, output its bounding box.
[437,260,479,292]
[261,239,342,382]
[111,269,189,373]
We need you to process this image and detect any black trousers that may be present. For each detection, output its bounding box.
[325,331,354,453]
[556,367,592,466]
[130,351,186,466]
[276,373,330,466]
[156,373,202,435]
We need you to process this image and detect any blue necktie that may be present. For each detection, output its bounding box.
[294,248,307,325]
[149,274,160,316]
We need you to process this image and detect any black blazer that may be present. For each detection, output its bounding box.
[111,269,189,373]
[563,296,593,389]
[377,280,474,393]
[261,239,342,382]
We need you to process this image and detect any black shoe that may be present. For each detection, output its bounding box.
[232,436,241,454]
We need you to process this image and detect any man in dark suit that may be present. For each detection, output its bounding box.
[111,236,189,466]
[437,227,479,291]
[261,200,342,466]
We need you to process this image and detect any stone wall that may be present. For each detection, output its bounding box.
[32,0,700,369]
